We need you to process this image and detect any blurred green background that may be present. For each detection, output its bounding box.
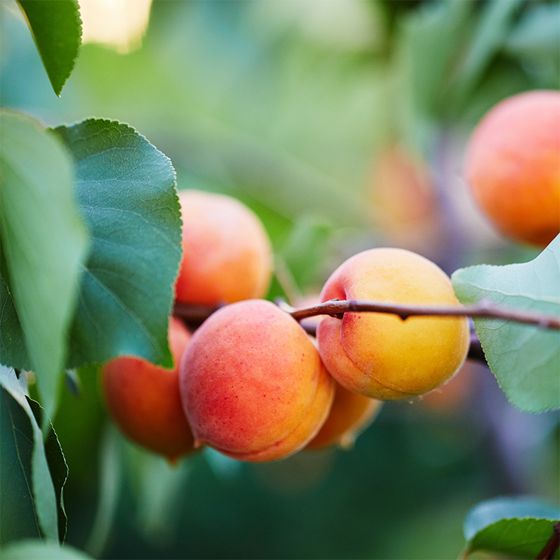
[1,0,559,558]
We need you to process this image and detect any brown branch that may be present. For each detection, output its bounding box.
[537,522,560,560]
[289,299,560,329]
[174,298,559,366]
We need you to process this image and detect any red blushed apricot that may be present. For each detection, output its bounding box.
[317,248,470,400]
[175,190,273,305]
[179,300,335,462]
[465,90,560,246]
[306,383,382,450]
[102,318,196,461]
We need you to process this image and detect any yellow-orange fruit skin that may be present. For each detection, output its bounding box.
[465,90,560,246]
[179,300,335,462]
[102,318,195,461]
[306,383,382,450]
[175,190,272,305]
[317,248,470,400]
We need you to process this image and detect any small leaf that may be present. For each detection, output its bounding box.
[0,367,66,542]
[52,119,182,369]
[452,236,560,412]
[463,496,560,558]
[17,0,82,96]
[0,539,92,560]
[504,4,560,60]
[0,110,89,425]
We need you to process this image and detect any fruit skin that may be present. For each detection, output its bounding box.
[179,300,335,462]
[102,318,195,461]
[465,90,560,246]
[306,383,381,450]
[317,248,470,400]
[175,190,273,305]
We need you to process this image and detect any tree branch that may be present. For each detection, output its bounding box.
[537,522,560,560]
[173,299,559,366]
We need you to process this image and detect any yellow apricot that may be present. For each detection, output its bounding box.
[317,248,470,399]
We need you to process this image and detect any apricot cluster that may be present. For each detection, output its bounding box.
[102,188,470,463]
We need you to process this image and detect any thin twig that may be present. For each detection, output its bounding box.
[289,299,560,329]
[537,522,560,560]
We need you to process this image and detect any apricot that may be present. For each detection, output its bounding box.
[317,248,469,400]
[179,300,334,462]
[175,190,273,305]
[306,383,381,450]
[465,90,560,246]
[102,318,195,461]
[368,145,441,253]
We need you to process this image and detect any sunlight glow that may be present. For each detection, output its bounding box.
[79,0,153,53]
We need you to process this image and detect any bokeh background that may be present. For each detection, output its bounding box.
[1,0,559,558]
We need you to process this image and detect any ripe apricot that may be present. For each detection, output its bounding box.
[368,145,441,252]
[179,300,334,462]
[175,190,273,305]
[102,318,195,461]
[306,383,381,450]
[317,248,469,400]
[465,90,560,246]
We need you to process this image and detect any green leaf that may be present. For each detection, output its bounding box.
[0,367,66,543]
[463,497,560,558]
[504,4,560,60]
[452,0,524,106]
[452,236,560,412]
[0,111,89,424]
[17,0,82,96]
[0,539,92,560]
[52,119,181,369]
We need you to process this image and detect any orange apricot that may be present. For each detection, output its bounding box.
[175,190,272,305]
[465,90,560,246]
[306,383,381,450]
[317,248,470,400]
[102,318,195,461]
[179,300,335,462]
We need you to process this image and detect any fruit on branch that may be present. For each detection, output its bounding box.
[175,190,272,305]
[306,383,381,450]
[317,248,470,400]
[465,90,560,246]
[179,300,335,462]
[102,318,196,461]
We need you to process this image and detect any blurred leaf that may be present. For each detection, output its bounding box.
[280,216,332,290]
[17,0,82,96]
[52,119,181,369]
[0,539,92,560]
[0,110,89,426]
[0,367,65,542]
[452,236,560,412]
[124,443,193,543]
[452,0,524,108]
[395,0,471,153]
[204,447,242,481]
[504,4,560,60]
[463,496,560,558]
[84,427,122,558]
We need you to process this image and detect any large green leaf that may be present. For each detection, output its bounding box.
[463,497,560,558]
[452,237,560,412]
[0,111,89,423]
[17,0,82,96]
[53,119,182,369]
[0,540,92,560]
[0,367,67,543]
